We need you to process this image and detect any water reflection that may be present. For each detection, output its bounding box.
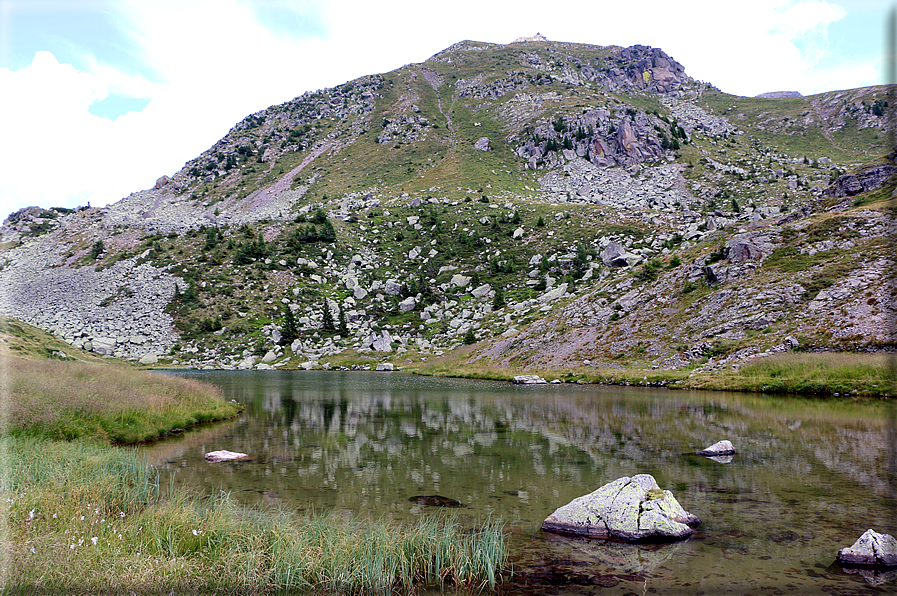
[142,370,897,594]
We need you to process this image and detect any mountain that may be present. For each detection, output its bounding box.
[1,39,894,377]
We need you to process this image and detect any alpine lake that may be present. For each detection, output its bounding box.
[140,370,897,595]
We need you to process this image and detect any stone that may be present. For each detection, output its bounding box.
[474,137,491,151]
[399,296,416,312]
[271,329,282,345]
[450,274,471,288]
[138,353,158,365]
[513,227,524,239]
[353,285,368,300]
[697,440,736,456]
[375,363,394,371]
[236,356,256,370]
[384,280,402,295]
[541,474,700,542]
[261,350,277,363]
[471,283,492,299]
[204,450,250,462]
[601,241,631,267]
[91,337,117,355]
[513,374,547,384]
[837,530,897,568]
[299,360,318,370]
[368,330,394,352]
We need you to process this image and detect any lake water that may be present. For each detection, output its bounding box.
[140,370,897,595]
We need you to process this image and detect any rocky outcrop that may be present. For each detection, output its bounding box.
[822,164,897,198]
[837,530,897,568]
[541,474,700,541]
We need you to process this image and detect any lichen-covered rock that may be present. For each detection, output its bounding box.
[542,474,700,541]
[837,529,897,568]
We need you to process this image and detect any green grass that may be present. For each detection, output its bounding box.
[2,436,508,594]
[3,356,242,443]
[685,352,894,396]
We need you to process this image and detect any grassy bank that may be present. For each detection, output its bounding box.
[3,357,242,443]
[411,348,893,397]
[684,352,895,397]
[2,436,507,594]
[2,353,508,594]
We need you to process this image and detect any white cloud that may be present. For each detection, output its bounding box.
[0,0,880,220]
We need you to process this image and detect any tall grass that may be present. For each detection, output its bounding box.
[687,352,894,397]
[3,356,241,442]
[2,436,508,594]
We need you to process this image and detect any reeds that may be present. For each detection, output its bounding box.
[2,436,508,594]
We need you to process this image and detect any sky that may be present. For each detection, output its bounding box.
[0,0,890,220]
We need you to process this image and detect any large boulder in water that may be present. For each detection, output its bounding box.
[541,474,700,542]
[837,529,897,568]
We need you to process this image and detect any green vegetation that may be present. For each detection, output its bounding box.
[686,352,894,397]
[3,436,508,594]
[3,357,241,443]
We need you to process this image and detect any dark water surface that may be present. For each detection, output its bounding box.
[142,370,897,595]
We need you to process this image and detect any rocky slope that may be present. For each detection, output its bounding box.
[1,38,894,373]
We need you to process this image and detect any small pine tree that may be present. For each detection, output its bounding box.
[90,240,105,260]
[281,305,298,345]
[536,216,546,227]
[492,287,505,310]
[463,329,477,344]
[337,304,348,337]
[731,197,741,213]
[322,300,335,331]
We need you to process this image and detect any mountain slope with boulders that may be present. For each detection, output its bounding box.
[1,38,894,377]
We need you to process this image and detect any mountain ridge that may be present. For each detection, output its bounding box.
[1,38,893,381]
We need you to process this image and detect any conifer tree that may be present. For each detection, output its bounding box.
[322,300,335,331]
[338,304,348,337]
[281,304,298,344]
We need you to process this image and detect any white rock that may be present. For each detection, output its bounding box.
[450,274,471,288]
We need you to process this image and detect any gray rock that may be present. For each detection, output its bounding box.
[138,353,158,365]
[541,474,700,541]
[367,330,394,352]
[837,530,897,568]
[399,296,417,312]
[236,356,256,370]
[697,440,736,456]
[471,283,492,298]
[601,241,631,267]
[512,374,547,384]
[450,274,471,288]
[474,137,491,151]
[204,450,249,462]
[261,350,277,363]
[375,363,394,371]
[384,280,402,295]
[91,337,117,355]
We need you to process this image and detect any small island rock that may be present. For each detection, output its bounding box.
[205,450,250,462]
[837,529,897,568]
[542,474,700,542]
[697,440,736,456]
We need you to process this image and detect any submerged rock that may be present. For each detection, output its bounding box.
[541,474,700,542]
[409,495,463,507]
[204,450,251,462]
[837,529,897,568]
[697,440,736,456]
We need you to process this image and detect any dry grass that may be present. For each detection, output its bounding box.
[2,356,241,443]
